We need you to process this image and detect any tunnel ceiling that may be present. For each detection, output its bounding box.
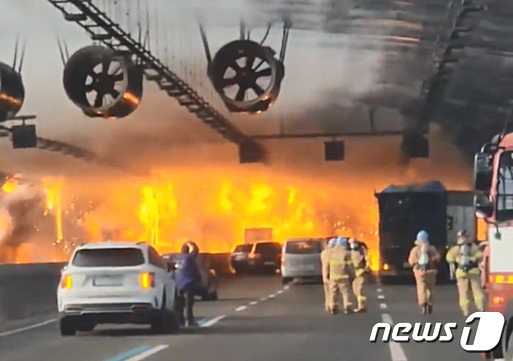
[246,0,513,157]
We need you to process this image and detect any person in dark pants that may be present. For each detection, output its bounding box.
[175,241,202,327]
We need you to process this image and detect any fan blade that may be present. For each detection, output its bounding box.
[235,86,246,101]
[101,58,110,76]
[245,56,255,69]
[221,77,237,87]
[252,84,264,96]
[113,73,124,81]
[93,91,104,108]
[111,89,120,98]
[256,68,272,77]
[230,60,241,71]
[110,64,122,75]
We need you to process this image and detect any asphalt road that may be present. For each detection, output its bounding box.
[0,275,489,361]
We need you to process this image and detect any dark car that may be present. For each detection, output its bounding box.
[247,241,282,274]
[230,244,253,274]
[161,253,218,301]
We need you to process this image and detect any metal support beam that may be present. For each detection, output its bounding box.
[247,130,425,140]
[0,124,144,176]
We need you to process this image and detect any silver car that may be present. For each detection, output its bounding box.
[281,238,324,284]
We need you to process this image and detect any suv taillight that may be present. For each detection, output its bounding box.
[140,272,156,289]
[60,274,72,289]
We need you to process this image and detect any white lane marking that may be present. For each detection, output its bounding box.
[284,285,290,290]
[249,301,258,305]
[377,288,383,292]
[377,295,385,300]
[379,303,387,310]
[125,345,168,361]
[200,315,226,328]
[0,318,57,337]
[268,294,276,298]
[260,297,268,301]
[235,305,247,312]
[381,313,393,324]
[381,314,407,361]
[277,290,284,294]
[388,339,408,361]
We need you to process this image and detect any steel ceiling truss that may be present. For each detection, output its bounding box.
[45,0,265,161]
[416,0,486,132]
[0,123,141,176]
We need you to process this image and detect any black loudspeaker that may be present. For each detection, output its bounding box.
[324,141,345,161]
[11,124,37,149]
[401,133,429,158]
[239,142,265,163]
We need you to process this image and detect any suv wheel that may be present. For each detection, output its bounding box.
[76,320,96,332]
[60,317,76,336]
[151,292,178,334]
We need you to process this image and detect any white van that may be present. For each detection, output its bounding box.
[281,238,324,284]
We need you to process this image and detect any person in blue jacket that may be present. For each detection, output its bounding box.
[175,241,202,326]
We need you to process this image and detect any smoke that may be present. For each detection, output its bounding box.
[0,0,475,264]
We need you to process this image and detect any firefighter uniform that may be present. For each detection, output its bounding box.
[325,237,353,314]
[446,231,485,317]
[348,238,370,312]
[407,230,441,314]
[321,238,337,312]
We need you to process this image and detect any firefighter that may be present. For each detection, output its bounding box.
[325,236,353,314]
[446,230,485,317]
[407,230,441,314]
[348,237,370,313]
[321,238,337,312]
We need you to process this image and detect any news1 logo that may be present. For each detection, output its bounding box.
[369,312,505,352]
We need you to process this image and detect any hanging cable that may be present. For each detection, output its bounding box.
[259,23,272,45]
[279,20,290,62]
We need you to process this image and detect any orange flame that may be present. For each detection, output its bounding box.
[78,169,383,268]
[1,178,17,194]
[42,177,64,241]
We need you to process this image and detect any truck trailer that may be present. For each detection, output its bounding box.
[375,181,475,284]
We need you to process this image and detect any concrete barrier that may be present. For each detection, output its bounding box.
[0,262,66,323]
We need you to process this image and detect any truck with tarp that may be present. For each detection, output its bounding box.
[375,180,474,283]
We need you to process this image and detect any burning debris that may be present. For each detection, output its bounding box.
[0,175,46,263]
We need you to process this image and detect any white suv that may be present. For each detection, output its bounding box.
[57,241,179,336]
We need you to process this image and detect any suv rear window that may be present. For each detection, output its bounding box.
[72,248,145,267]
[285,240,322,254]
[254,242,281,253]
[234,244,252,252]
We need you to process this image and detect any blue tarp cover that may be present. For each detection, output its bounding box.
[380,180,446,194]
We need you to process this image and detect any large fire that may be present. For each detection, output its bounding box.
[0,165,471,270]
[78,169,380,269]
